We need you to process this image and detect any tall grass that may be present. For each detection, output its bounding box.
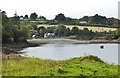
[2,55,118,76]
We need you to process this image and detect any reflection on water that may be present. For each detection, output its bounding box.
[54,44,64,47]
[21,44,118,65]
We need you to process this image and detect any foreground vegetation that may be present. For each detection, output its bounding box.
[2,54,118,76]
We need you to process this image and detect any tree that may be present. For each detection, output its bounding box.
[2,11,6,15]
[47,27,56,33]
[54,13,66,22]
[2,11,14,43]
[30,12,38,20]
[71,27,80,35]
[116,28,120,37]
[24,14,29,19]
[2,11,24,43]
[2,11,9,25]
[82,28,90,36]
[32,24,38,30]
[38,26,46,37]
[66,17,73,24]
[19,24,35,38]
[13,30,25,43]
[55,24,67,36]
[2,10,32,43]
[12,24,35,43]
[90,14,107,24]
[65,28,71,36]
[20,15,23,18]
[81,28,95,40]
[107,18,119,27]
[38,16,46,20]
[80,16,89,22]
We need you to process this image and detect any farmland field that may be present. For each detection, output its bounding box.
[37,24,117,32]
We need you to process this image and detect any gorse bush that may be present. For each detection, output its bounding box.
[80,55,104,63]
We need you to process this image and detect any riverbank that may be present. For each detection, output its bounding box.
[2,41,44,54]
[2,38,119,50]
[2,43,39,50]
[2,38,119,57]
[2,54,118,76]
[2,38,119,55]
[27,38,120,44]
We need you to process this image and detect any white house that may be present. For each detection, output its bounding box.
[44,33,55,38]
[80,21,87,24]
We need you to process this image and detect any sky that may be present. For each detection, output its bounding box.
[0,0,119,19]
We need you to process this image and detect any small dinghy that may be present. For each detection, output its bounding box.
[100,45,104,49]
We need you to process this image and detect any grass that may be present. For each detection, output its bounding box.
[27,40,49,45]
[30,20,47,24]
[37,24,117,32]
[2,55,118,76]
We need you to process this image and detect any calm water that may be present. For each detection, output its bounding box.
[21,44,118,65]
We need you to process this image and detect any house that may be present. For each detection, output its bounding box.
[44,33,55,38]
[79,21,88,24]
[38,16,46,21]
[20,17,29,21]
[32,34,36,38]
[20,17,24,20]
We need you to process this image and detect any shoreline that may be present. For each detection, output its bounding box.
[2,38,119,54]
[27,38,120,44]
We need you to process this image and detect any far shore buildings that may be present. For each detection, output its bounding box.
[20,16,46,21]
[79,21,88,24]
[32,33,55,38]
[20,16,29,21]
[44,33,55,38]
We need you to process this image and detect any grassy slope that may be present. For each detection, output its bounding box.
[2,55,118,76]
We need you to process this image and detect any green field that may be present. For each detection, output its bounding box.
[30,20,47,24]
[2,55,118,76]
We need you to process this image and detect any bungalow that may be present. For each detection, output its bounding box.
[44,33,55,38]
[79,21,88,24]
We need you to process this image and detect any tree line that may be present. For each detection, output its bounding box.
[2,11,35,43]
[8,12,120,27]
[33,24,119,40]
[53,13,120,27]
